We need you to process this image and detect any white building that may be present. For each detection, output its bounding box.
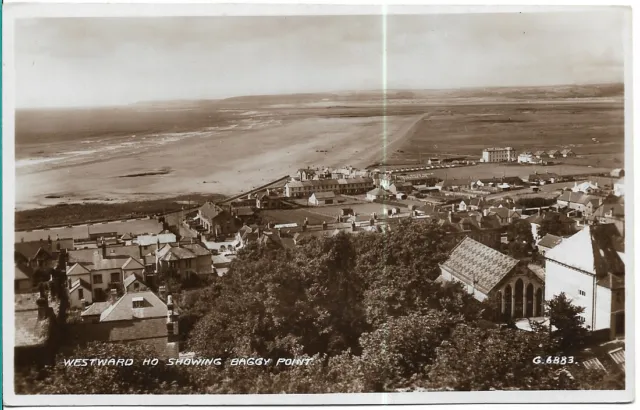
[614,178,625,197]
[518,152,534,163]
[544,224,625,339]
[481,147,516,163]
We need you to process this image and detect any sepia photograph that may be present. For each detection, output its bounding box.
[2,2,633,405]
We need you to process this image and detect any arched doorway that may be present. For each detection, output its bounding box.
[504,285,512,318]
[514,279,524,318]
[526,284,534,317]
[535,288,543,317]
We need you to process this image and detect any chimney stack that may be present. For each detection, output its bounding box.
[322,221,327,230]
[109,288,119,305]
[351,221,356,231]
[159,285,167,300]
[101,241,107,259]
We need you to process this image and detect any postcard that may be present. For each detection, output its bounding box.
[2,2,634,406]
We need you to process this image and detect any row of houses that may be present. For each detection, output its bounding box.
[518,149,576,163]
[285,177,375,197]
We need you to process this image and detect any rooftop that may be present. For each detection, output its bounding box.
[440,237,519,294]
[99,290,173,322]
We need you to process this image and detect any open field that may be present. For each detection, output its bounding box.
[392,100,624,169]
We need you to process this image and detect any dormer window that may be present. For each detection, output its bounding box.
[132,296,145,309]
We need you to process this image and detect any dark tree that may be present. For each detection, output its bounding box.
[546,293,590,354]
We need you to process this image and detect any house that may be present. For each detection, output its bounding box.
[526,211,574,242]
[439,237,544,318]
[15,264,34,293]
[155,243,213,279]
[297,168,316,181]
[544,224,625,339]
[556,191,603,216]
[67,244,147,303]
[536,234,563,254]
[518,152,534,163]
[366,188,390,201]
[256,190,283,209]
[285,177,373,197]
[547,150,559,158]
[436,179,471,192]
[571,181,601,194]
[387,182,413,195]
[614,177,625,197]
[591,202,625,237]
[486,207,522,226]
[468,197,486,211]
[15,289,58,367]
[457,199,469,212]
[610,168,625,178]
[68,278,93,309]
[309,191,336,206]
[232,206,256,222]
[71,290,180,359]
[136,233,177,247]
[481,147,516,162]
[14,237,73,270]
[561,149,576,157]
[197,202,239,237]
[528,172,560,185]
[533,151,547,159]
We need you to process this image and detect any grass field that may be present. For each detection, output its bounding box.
[392,100,624,169]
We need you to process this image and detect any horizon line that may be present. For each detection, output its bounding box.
[15,81,624,111]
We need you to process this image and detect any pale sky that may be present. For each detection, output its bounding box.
[15,10,627,108]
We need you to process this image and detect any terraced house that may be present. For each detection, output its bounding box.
[284,177,373,197]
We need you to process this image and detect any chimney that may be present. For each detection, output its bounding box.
[448,211,453,223]
[109,288,118,305]
[101,241,107,259]
[159,285,167,300]
[372,212,377,220]
[37,296,49,321]
[351,221,356,231]
[322,221,327,230]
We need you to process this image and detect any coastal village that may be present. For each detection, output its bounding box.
[14,146,626,374]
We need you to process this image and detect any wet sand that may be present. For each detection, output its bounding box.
[16,114,421,210]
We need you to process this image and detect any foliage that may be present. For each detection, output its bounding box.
[538,213,577,238]
[14,343,198,394]
[546,293,590,354]
[505,219,534,258]
[425,323,574,391]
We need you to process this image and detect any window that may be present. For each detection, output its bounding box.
[132,297,144,309]
[579,317,586,324]
[110,272,121,283]
[93,274,103,284]
[78,289,84,300]
[579,290,586,296]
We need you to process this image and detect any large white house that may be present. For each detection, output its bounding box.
[544,224,625,340]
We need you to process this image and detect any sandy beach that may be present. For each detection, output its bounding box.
[15,113,421,210]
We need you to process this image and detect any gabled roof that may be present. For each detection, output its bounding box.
[234,206,255,216]
[545,224,624,278]
[592,203,625,219]
[15,264,33,281]
[123,273,146,289]
[14,242,53,261]
[182,243,212,256]
[441,237,519,294]
[99,291,171,322]
[70,278,92,293]
[367,188,388,196]
[121,257,145,270]
[311,191,336,199]
[199,202,224,221]
[537,234,563,249]
[81,301,111,317]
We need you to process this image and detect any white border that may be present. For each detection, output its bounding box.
[2,1,636,406]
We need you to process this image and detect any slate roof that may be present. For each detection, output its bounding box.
[556,191,601,206]
[81,302,111,317]
[136,233,177,246]
[99,291,171,322]
[123,273,145,289]
[592,203,625,219]
[545,224,625,281]
[199,202,224,221]
[14,242,53,262]
[182,243,212,256]
[234,206,255,216]
[537,234,563,250]
[440,237,519,294]
[15,264,33,281]
[70,278,91,294]
[311,191,336,199]
[122,257,145,270]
